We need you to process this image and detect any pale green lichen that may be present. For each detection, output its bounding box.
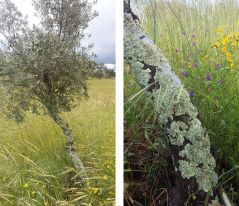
[152,70,198,125]
[186,119,206,142]
[128,60,152,87]
[209,197,220,206]
[178,160,197,177]
[124,13,218,192]
[195,165,218,191]
[168,121,188,146]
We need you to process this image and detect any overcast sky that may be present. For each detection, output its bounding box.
[10,0,115,68]
[85,0,115,65]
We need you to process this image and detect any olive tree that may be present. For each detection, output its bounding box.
[0,0,97,177]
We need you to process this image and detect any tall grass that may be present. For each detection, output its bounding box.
[124,66,171,205]
[0,79,115,206]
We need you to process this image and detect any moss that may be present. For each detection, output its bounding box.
[124,13,218,192]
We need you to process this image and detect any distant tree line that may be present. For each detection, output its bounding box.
[91,63,115,79]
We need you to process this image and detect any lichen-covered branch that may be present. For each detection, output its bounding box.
[124,1,217,193]
[48,110,87,178]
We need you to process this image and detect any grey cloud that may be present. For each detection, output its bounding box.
[11,0,115,64]
[85,0,115,64]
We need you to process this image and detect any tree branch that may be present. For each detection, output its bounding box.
[124,1,218,203]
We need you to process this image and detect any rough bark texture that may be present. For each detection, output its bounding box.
[124,0,218,200]
[49,110,87,177]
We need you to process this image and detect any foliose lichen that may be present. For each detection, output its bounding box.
[124,13,218,192]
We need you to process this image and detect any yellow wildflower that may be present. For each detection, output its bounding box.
[92,188,99,194]
[217,26,222,34]
[23,182,29,189]
[102,175,108,180]
[212,41,220,48]
[192,194,196,200]
[221,46,227,53]
[232,41,237,47]
[226,52,232,60]
[235,33,239,41]
[222,36,230,45]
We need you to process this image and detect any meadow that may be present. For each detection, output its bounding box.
[0,79,115,206]
[125,0,239,204]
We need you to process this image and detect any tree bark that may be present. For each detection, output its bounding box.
[48,110,87,178]
[124,1,218,204]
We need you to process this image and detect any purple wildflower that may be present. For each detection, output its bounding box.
[215,63,221,69]
[192,34,196,39]
[189,91,196,97]
[181,71,188,77]
[205,74,211,81]
[192,63,198,68]
[192,42,196,46]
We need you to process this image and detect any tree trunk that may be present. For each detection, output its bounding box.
[124,1,218,204]
[48,110,87,178]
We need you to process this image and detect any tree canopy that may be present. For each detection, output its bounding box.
[0,0,97,122]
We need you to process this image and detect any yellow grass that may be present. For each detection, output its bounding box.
[0,79,115,206]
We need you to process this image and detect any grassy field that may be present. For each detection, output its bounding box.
[142,0,239,176]
[141,0,239,167]
[125,0,239,204]
[0,79,115,206]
